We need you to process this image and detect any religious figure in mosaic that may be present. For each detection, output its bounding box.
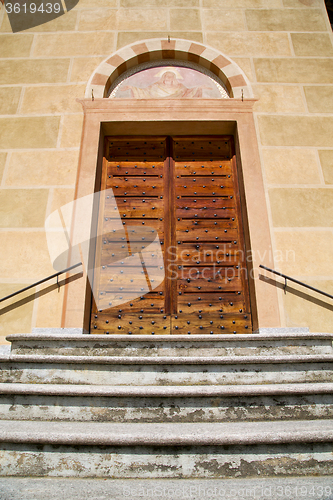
[121,68,209,98]
[110,66,229,99]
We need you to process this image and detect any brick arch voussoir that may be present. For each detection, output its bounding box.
[86,39,253,99]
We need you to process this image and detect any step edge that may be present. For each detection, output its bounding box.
[7,332,333,343]
[0,420,332,446]
[1,382,333,397]
[2,354,333,365]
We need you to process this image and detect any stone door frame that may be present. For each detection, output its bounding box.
[61,98,281,333]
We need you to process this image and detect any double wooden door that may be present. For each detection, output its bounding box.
[90,136,252,334]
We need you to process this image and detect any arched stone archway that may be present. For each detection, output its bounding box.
[85,38,253,99]
[62,40,281,333]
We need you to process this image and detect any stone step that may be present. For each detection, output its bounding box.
[7,332,333,357]
[0,382,332,423]
[0,420,332,478]
[1,354,333,385]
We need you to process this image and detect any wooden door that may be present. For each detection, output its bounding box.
[91,137,170,334]
[90,136,252,334]
[170,137,251,334]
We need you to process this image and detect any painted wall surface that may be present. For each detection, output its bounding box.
[111,66,227,98]
[0,0,332,343]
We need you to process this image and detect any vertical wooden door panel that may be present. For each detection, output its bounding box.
[91,137,169,334]
[172,136,251,334]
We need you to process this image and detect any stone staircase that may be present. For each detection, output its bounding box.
[0,330,333,479]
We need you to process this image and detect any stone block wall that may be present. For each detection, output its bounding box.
[0,0,332,342]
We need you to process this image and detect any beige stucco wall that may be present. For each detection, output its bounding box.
[0,0,332,343]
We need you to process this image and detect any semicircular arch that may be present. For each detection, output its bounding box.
[85,38,253,99]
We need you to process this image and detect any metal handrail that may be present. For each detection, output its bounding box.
[0,262,82,303]
[259,265,333,300]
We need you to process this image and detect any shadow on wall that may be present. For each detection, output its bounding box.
[325,0,333,29]
[259,275,333,313]
[0,272,83,317]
